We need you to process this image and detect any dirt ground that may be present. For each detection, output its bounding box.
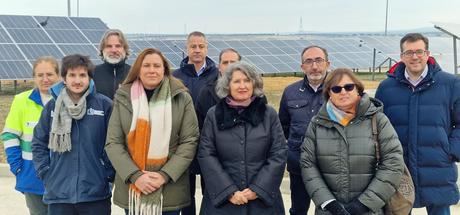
[0,77,380,163]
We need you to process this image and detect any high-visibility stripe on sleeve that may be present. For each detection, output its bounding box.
[3,138,20,148]
[22,151,33,160]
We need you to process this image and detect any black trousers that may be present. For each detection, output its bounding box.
[48,198,111,215]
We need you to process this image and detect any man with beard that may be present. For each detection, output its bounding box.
[278,45,330,215]
[93,29,131,100]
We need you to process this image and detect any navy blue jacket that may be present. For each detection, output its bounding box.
[172,56,219,103]
[278,76,324,175]
[32,81,115,204]
[173,56,218,174]
[375,57,460,207]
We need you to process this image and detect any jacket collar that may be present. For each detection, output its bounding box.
[388,56,440,84]
[179,56,217,76]
[29,88,44,106]
[315,93,382,127]
[300,73,326,93]
[215,96,266,130]
[49,79,96,99]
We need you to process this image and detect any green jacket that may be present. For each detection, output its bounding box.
[300,94,404,215]
[105,77,199,211]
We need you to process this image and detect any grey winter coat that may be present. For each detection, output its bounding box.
[198,97,287,215]
[300,94,404,215]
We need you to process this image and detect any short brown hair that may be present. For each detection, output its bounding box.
[301,45,329,62]
[123,48,172,85]
[400,33,429,52]
[323,68,364,101]
[61,54,95,79]
[187,31,206,42]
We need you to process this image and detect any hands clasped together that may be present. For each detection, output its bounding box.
[228,188,258,205]
[134,170,166,195]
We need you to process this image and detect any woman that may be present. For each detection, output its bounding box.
[300,68,404,215]
[32,54,114,214]
[105,48,199,215]
[1,56,60,215]
[198,62,287,214]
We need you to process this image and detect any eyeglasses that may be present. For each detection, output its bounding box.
[302,57,325,66]
[330,83,355,94]
[402,49,427,58]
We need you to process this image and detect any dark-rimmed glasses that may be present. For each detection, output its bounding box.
[302,57,325,66]
[330,84,355,94]
[402,49,427,58]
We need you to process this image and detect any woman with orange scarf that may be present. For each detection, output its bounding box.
[105,48,199,215]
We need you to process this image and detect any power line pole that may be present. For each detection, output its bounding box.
[385,0,389,36]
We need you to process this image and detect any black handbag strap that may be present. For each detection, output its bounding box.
[371,114,381,164]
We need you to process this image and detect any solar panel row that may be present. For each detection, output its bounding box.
[0,15,107,79]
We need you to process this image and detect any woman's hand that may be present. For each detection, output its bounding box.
[142,171,166,188]
[241,188,258,201]
[229,191,248,205]
[134,173,157,195]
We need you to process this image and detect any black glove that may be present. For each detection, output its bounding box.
[345,199,369,215]
[325,200,351,215]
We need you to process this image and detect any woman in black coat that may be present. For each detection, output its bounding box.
[198,62,287,215]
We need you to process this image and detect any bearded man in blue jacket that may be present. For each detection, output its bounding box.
[376,33,460,215]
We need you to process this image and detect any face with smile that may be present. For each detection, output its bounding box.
[34,62,59,94]
[64,67,90,99]
[102,35,126,64]
[229,70,254,102]
[139,53,165,90]
[401,39,429,77]
[329,74,360,113]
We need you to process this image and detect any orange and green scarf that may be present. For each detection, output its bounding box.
[127,77,172,215]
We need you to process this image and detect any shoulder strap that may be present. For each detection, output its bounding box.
[371,114,381,164]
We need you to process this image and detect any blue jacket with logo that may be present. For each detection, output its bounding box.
[31,81,115,204]
[279,76,324,175]
[375,57,460,207]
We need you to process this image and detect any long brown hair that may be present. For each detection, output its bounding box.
[123,48,172,85]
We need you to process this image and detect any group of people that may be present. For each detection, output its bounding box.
[1,29,459,215]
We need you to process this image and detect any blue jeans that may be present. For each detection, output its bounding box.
[289,173,311,215]
[125,209,180,215]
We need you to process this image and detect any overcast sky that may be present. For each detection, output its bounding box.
[1,0,459,34]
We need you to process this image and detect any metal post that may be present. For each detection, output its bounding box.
[68,0,71,17]
[454,37,458,75]
[385,0,389,36]
[372,48,376,80]
[14,80,17,94]
[77,0,80,17]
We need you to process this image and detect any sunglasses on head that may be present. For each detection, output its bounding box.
[330,83,355,94]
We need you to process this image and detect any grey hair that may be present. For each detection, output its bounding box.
[215,62,264,99]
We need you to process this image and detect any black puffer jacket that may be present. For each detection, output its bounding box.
[198,97,287,215]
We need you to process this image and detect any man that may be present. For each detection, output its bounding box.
[279,45,330,215]
[93,29,131,100]
[172,31,219,215]
[376,33,460,215]
[32,54,114,215]
[195,48,241,129]
[1,56,60,215]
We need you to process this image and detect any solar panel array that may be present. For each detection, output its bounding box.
[0,15,107,80]
[128,37,389,73]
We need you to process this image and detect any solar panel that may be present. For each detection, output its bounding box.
[70,17,108,30]
[58,44,98,59]
[0,44,24,60]
[34,16,77,29]
[0,61,31,79]
[46,29,89,43]
[0,15,37,28]
[8,29,52,43]
[18,44,64,60]
[0,28,12,43]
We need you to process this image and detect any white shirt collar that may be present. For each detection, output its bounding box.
[404,66,428,87]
